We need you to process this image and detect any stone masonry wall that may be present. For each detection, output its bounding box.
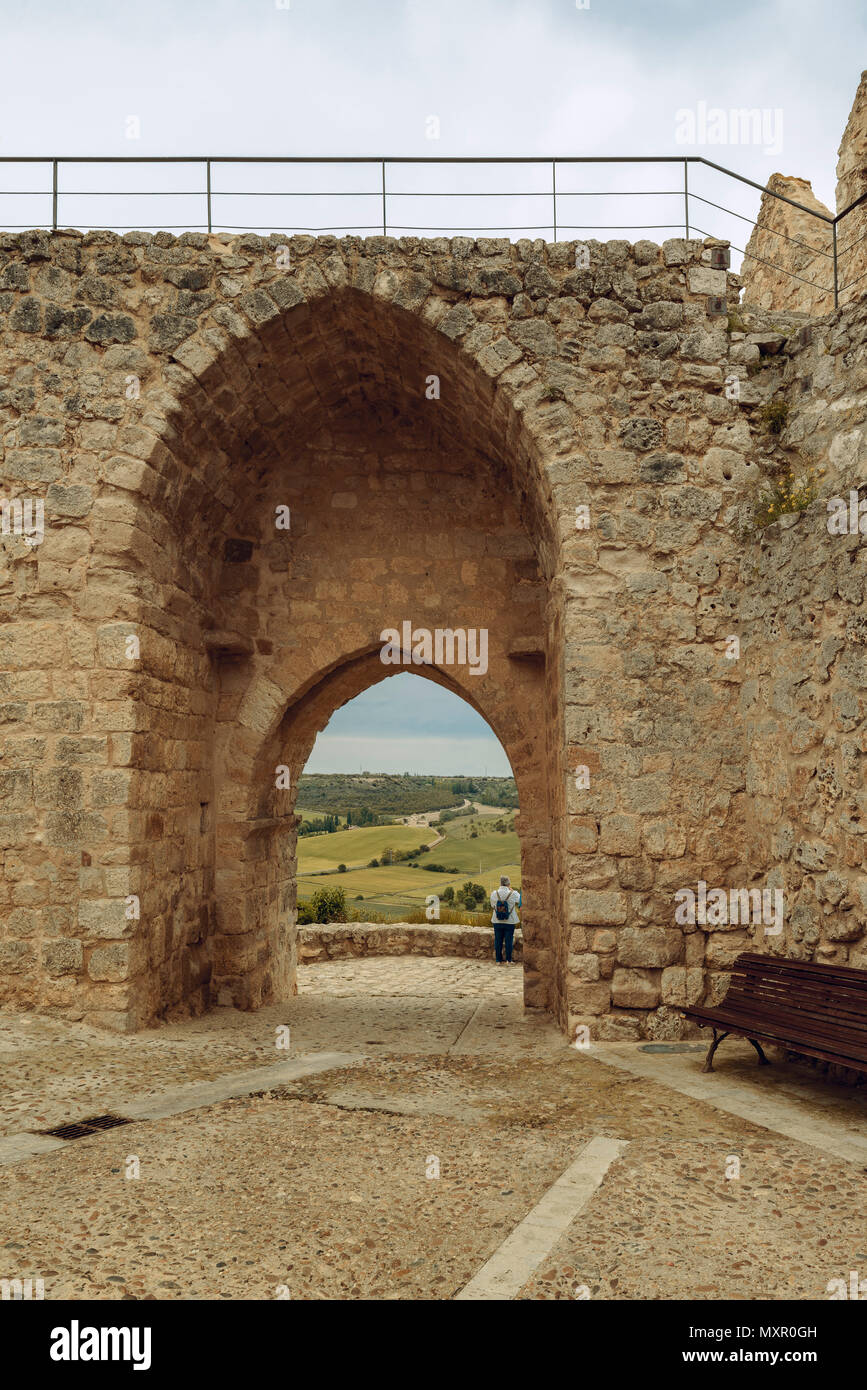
[298,922,524,964]
[733,295,867,991]
[741,69,867,314]
[0,221,863,1042]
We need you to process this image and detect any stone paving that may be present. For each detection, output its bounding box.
[297,956,524,998]
[0,958,865,1300]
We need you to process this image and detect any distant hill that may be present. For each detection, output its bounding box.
[296,772,518,818]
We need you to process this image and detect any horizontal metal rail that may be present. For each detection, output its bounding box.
[0,155,863,308]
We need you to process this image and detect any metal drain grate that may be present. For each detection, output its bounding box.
[36,1113,132,1141]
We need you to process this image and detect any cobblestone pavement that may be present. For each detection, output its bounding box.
[1,958,865,1300]
[297,956,524,998]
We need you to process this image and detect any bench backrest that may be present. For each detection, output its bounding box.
[725,952,867,1055]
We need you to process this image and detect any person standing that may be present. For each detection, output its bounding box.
[490,876,521,963]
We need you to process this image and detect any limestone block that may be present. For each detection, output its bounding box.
[660,965,705,1006]
[611,968,660,1009]
[42,939,84,976]
[569,890,628,925]
[617,927,682,968]
[566,952,600,981]
[566,979,611,1014]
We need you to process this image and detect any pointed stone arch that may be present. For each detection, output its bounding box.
[110,250,568,1028]
[211,648,548,1013]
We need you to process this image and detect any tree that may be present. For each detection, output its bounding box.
[459,880,486,908]
[310,886,347,922]
[337,863,346,873]
[442,886,455,903]
[367,858,379,868]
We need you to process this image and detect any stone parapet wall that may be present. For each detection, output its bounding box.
[298,922,523,963]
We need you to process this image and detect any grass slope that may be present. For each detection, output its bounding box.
[298,824,433,873]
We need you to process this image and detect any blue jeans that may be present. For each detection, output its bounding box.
[494,925,515,962]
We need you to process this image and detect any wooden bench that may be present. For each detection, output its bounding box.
[683,952,867,1076]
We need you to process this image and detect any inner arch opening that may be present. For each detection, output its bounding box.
[295,671,522,940]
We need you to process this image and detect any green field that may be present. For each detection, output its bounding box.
[298,824,436,873]
[297,813,520,916]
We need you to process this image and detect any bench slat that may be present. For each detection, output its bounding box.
[683,952,867,1075]
[688,1006,867,1064]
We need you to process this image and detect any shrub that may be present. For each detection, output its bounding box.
[310,886,347,923]
[752,468,820,529]
[759,398,790,435]
[337,863,347,873]
[459,880,487,908]
[367,858,379,868]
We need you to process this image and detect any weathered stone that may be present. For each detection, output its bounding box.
[611,968,660,1009]
[617,927,682,968]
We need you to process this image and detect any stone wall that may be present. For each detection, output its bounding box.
[298,922,523,963]
[741,70,867,313]
[733,294,867,992]
[836,72,867,304]
[741,176,834,316]
[0,219,864,1044]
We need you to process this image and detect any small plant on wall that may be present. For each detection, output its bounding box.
[758,398,791,435]
[751,466,821,529]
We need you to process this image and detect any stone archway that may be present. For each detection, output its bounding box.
[1,226,788,1041]
[115,274,564,1030]
[208,653,546,1016]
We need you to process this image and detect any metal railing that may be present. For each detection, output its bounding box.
[1,155,865,308]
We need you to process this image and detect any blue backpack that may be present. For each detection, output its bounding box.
[494,890,511,922]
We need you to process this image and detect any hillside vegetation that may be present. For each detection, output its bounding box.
[297,772,518,819]
[297,804,520,921]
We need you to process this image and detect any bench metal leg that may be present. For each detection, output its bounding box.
[702,1028,729,1074]
[748,1038,770,1066]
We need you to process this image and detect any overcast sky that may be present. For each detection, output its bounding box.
[3,1,862,772]
[304,674,513,775]
[1,0,863,232]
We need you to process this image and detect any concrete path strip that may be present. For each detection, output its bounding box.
[0,1051,363,1167]
[454,1135,628,1300]
[590,1044,867,1167]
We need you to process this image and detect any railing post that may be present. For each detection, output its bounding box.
[832,219,839,309]
[381,160,387,237]
[552,159,557,242]
[52,159,58,232]
[683,159,689,238]
[206,159,212,235]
